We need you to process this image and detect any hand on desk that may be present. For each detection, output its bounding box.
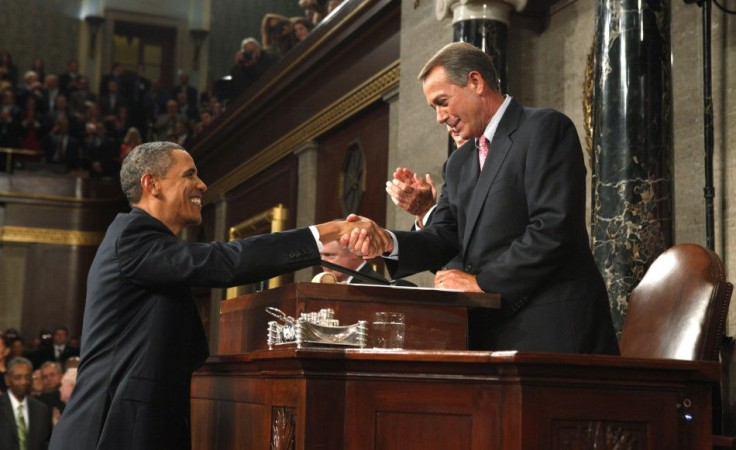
[434,269,483,293]
[338,214,393,259]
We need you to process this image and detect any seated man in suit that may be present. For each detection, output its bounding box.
[1,357,52,450]
[320,241,388,285]
[344,42,618,355]
[50,141,387,450]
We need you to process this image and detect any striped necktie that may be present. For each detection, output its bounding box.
[17,404,28,450]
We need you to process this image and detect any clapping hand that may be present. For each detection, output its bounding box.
[386,167,437,221]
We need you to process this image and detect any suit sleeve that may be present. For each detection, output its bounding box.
[117,217,320,288]
[475,111,588,298]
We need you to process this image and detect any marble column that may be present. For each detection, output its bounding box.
[591,0,674,334]
[293,141,319,283]
[436,0,526,95]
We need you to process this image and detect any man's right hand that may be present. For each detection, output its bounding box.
[339,214,393,259]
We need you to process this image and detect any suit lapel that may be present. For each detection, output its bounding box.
[0,394,20,442]
[462,100,522,252]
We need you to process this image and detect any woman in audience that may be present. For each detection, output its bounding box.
[291,17,312,43]
[119,126,142,162]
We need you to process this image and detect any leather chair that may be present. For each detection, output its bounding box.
[619,243,732,361]
[618,243,733,448]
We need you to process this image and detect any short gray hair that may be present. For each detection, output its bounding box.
[120,141,182,205]
[7,357,33,374]
[418,42,500,93]
[40,360,62,373]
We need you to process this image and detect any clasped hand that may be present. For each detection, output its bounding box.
[338,214,393,259]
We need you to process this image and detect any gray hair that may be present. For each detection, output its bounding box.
[40,360,62,373]
[120,141,182,205]
[417,42,500,93]
[241,37,261,48]
[7,357,33,374]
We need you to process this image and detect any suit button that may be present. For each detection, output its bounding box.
[465,265,472,272]
[289,251,296,258]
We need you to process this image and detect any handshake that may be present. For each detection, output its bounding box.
[317,214,393,259]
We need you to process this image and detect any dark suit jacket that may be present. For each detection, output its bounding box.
[49,208,320,450]
[0,393,52,450]
[388,99,618,355]
[35,345,79,366]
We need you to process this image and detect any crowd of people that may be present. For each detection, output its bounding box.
[0,1,351,176]
[0,51,224,176]
[1,325,79,447]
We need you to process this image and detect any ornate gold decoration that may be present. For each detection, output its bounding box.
[0,225,104,246]
[226,205,288,299]
[202,62,400,204]
[0,190,122,204]
[583,42,595,161]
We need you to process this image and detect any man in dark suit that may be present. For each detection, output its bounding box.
[320,241,388,284]
[49,141,379,450]
[36,327,79,366]
[345,42,618,355]
[0,357,52,450]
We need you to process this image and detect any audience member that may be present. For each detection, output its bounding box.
[299,0,328,25]
[29,57,46,83]
[291,17,313,43]
[19,96,43,153]
[30,369,44,396]
[41,115,81,171]
[153,99,185,141]
[0,336,9,393]
[171,119,193,148]
[176,90,198,122]
[69,76,97,119]
[37,327,78,365]
[8,337,26,360]
[319,241,388,284]
[229,37,279,95]
[58,59,81,96]
[0,88,21,148]
[41,74,61,115]
[119,126,142,162]
[99,79,127,120]
[37,361,65,414]
[143,79,168,127]
[194,109,213,136]
[0,357,53,450]
[99,63,124,98]
[86,121,118,178]
[261,13,293,57]
[170,71,197,108]
[126,64,151,136]
[0,50,19,86]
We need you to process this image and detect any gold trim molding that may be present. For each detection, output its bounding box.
[226,204,289,298]
[0,225,104,246]
[203,61,401,204]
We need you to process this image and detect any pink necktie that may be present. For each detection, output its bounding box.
[478,136,489,170]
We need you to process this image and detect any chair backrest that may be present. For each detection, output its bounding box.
[619,243,733,361]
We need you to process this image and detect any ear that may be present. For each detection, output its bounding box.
[467,71,486,94]
[140,173,159,196]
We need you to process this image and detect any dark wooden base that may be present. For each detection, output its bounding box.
[192,349,719,449]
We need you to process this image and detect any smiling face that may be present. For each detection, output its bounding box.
[422,65,493,141]
[153,149,207,234]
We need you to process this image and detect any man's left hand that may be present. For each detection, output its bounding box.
[434,269,483,292]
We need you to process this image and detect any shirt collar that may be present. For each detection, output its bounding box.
[478,95,512,145]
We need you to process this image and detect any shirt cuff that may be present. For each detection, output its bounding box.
[383,230,399,260]
[415,205,437,229]
[308,225,322,251]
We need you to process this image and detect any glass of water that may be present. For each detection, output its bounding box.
[372,312,405,349]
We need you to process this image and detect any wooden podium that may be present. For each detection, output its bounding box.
[217,282,500,353]
[192,283,719,449]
